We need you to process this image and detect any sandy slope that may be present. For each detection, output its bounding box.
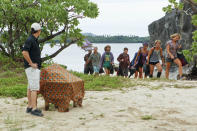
[0,80,197,131]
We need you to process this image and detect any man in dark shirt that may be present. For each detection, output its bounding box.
[22,23,43,117]
[84,50,94,74]
[117,47,130,77]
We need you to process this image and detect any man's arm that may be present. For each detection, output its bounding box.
[117,54,122,62]
[111,53,114,64]
[86,54,93,65]
[128,55,130,65]
[147,48,153,64]
[22,51,38,68]
[134,50,141,65]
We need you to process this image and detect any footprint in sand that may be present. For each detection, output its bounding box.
[167,117,195,125]
[127,107,142,117]
[154,108,180,118]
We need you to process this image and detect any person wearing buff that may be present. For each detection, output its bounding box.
[165,33,183,79]
[100,45,114,75]
[84,50,94,75]
[147,40,165,78]
[87,47,101,76]
[134,43,149,79]
[117,47,130,77]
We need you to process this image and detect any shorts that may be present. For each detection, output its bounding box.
[103,61,111,70]
[25,67,40,91]
[166,57,178,63]
[93,66,100,73]
[84,66,94,74]
[149,61,159,65]
[135,63,143,71]
[119,67,129,76]
[143,64,150,77]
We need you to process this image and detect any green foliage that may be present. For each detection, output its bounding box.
[0,0,99,59]
[163,0,183,13]
[183,50,193,63]
[185,5,197,62]
[0,53,23,71]
[84,35,150,43]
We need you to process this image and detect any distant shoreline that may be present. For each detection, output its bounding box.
[46,42,143,44]
[85,35,150,44]
[52,34,150,44]
[49,41,146,44]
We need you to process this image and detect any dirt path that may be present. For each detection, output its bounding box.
[1,81,197,131]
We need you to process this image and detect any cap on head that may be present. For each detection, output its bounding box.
[31,23,41,31]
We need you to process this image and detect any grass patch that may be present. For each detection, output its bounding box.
[0,56,27,98]
[94,113,105,119]
[141,115,155,120]
[150,86,162,90]
[0,68,139,98]
[103,97,111,100]
[0,84,27,98]
[79,117,86,120]
[72,71,137,91]
[48,104,56,111]
[118,109,126,112]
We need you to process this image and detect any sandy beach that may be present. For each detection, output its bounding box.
[0,80,197,131]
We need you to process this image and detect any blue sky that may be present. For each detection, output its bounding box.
[79,0,170,36]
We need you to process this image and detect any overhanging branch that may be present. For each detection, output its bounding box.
[38,27,66,43]
[41,39,79,62]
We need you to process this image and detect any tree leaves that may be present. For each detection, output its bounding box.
[0,0,99,60]
[163,0,183,13]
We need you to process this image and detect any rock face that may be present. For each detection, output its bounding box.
[148,1,196,49]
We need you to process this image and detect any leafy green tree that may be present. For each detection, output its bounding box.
[163,0,197,63]
[0,0,98,61]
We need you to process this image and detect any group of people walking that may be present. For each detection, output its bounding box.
[84,45,114,76]
[84,33,185,80]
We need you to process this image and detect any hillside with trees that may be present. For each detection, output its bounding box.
[84,34,150,43]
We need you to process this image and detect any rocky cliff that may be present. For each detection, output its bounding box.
[148,1,196,49]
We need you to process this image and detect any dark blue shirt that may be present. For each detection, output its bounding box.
[22,35,41,69]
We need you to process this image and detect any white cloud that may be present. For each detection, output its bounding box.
[79,0,169,36]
